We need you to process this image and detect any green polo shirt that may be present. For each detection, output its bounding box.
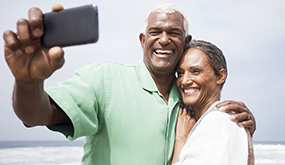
[46,60,181,165]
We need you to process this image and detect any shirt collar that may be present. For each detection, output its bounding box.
[136,59,158,92]
[168,79,182,106]
[136,59,181,102]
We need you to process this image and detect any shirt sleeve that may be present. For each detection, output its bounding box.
[178,110,248,165]
[46,63,107,141]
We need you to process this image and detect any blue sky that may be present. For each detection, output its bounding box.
[0,0,284,142]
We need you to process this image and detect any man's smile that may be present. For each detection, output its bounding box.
[153,49,174,57]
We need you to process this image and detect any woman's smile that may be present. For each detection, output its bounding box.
[183,87,199,95]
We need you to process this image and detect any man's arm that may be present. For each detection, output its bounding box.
[12,80,70,127]
[216,100,256,136]
[3,5,69,127]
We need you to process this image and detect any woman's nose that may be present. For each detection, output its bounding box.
[181,74,193,86]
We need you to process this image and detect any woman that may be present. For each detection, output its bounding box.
[172,40,254,165]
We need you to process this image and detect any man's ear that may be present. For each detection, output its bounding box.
[139,33,145,49]
[217,69,227,85]
[185,35,192,45]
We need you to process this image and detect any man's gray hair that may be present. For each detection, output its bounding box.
[143,3,189,37]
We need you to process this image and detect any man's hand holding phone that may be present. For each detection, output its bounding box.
[3,4,98,83]
[3,5,65,84]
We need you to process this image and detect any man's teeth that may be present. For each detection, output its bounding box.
[184,89,199,94]
[155,50,173,54]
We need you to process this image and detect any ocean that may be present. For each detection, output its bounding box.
[0,141,284,165]
[254,141,285,165]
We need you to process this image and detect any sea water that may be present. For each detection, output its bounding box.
[0,141,284,165]
[0,141,84,165]
[254,141,285,165]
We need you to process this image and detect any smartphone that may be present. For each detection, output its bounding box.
[41,4,99,49]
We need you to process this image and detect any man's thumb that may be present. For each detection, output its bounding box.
[48,46,65,70]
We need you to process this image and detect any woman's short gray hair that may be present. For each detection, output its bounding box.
[186,40,228,89]
[143,3,189,37]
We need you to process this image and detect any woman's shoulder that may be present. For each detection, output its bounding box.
[202,109,235,126]
[198,108,247,138]
[185,102,249,165]
[190,103,248,146]
[205,109,231,121]
[201,101,235,124]
[196,101,242,131]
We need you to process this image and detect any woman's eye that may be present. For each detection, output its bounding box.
[192,69,200,74]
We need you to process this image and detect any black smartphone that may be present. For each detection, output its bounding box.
[41,4,99,49]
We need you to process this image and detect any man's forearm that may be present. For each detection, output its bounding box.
[12,80,54,127]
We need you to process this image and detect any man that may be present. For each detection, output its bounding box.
[3,3,255,165]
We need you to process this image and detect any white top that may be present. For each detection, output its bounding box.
[173,101,248,165]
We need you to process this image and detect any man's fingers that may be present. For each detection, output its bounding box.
[3,30,22,55]
[229,112,248,122]
[52,4,64,11]
[238,120,255,136]
[217,100,256,136]
[17,18,34,54]
[216,100,233,108]
[28,7,43,38]
[216,100,245,109]
[219,103,245,113]
[237,120,254,129]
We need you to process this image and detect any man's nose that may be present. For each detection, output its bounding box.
[158,32,170,45]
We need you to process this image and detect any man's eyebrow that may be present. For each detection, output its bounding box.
[147,27,183,32]
[148,27,161,31]
[169,28,183,32]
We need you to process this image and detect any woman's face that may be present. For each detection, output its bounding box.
[176,48,222,108]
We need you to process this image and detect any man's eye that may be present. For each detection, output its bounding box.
[149,31,160,35]
[169,32,180,36]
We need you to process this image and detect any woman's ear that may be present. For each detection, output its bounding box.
[217,69,227,85]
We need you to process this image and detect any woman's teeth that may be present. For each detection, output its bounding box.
[184,88,199,94]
